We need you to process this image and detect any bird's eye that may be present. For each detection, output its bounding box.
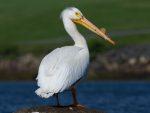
[75,12,80,16]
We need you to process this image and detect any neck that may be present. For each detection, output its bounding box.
[62,17,88,48]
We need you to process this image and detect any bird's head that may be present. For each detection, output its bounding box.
[61,7,115,45]
[61,7,83,20]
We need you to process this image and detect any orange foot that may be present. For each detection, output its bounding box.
[70,104,86,110]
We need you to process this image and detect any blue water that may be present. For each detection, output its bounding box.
[0,81,150,113]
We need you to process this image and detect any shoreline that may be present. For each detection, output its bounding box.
[0,44,150,81]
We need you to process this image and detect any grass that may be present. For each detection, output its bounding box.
[1,33,149,58]
[0,0,150,80]
[0,0,150,55]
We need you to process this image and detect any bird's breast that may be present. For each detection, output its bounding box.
[75,48,89,74]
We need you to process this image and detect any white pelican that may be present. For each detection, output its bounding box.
[35,7,115,107]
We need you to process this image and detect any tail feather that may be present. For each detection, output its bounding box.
[35,88,54,98]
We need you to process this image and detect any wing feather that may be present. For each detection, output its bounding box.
[38,46,81,77]
[36,46,89,92]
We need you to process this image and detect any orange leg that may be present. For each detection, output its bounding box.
[70,86,85,109]
[71,86,78,105]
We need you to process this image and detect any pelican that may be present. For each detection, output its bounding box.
[35,7,115,107]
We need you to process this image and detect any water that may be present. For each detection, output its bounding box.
[0,81,150,113]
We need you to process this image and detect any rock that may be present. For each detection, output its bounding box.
[128,58,137,66]
[146,65,150,72]
[139,56,148,64]
[15,106,104,113]
[89,44,150,78]
[105,62,118,71]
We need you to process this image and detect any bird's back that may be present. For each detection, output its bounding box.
[36,46,89,97]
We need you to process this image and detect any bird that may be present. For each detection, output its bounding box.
[35,7,115,107]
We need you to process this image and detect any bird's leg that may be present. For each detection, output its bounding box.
[54,93,60,107]
[71,86,78,105]
[70,86,85,109]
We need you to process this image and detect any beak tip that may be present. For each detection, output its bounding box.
[107,38,116,45]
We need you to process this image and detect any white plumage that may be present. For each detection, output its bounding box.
[35,7,115,100]
[35,8,89,98]
[36,46,89,98]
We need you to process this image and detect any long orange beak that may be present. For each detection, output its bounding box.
[73,17,115,45]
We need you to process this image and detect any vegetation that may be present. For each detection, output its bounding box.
[0,0,150,56]
[0,0,150,80]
